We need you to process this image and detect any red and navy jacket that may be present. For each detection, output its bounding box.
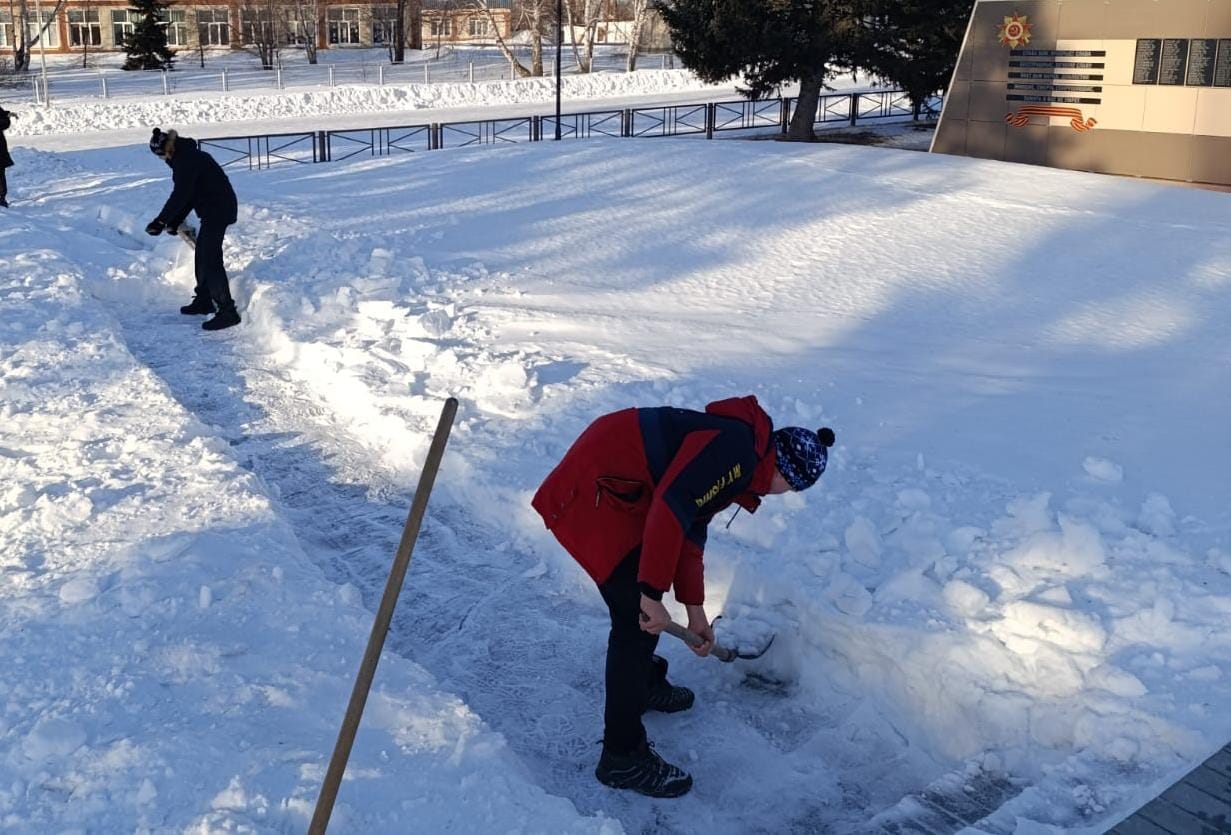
[531,395,777,605]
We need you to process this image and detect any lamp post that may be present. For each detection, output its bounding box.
[554,0,562,140]
[33,0,50,106]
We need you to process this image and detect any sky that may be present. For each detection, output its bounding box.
[0,69,1229,834]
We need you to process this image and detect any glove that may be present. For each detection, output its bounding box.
[145,219,166,236]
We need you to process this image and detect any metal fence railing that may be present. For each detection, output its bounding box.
[196,89,943,170]
[1,46,678,106]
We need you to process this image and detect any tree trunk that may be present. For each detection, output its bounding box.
[474,0,532,77]
[564,0,597,73]
[787,71,825,141]
[15,0,69,74]
[625,0,647,72]
[393,0,405,62]
[528,1,544,76]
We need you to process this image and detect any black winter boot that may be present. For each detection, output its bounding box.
[595,740,693,798]
[645,655,695,714]
[202,300,240,331]
[180,294,215,315]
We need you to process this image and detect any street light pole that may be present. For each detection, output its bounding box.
[33,0,50,106]
[554,0,562,140]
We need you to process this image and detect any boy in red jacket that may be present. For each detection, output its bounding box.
[532,395,834,798]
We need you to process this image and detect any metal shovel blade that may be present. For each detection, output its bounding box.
[663,622,775,663]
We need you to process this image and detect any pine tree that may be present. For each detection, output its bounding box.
[659,0,864,141]
[856,0,971,120]
[121,0,176,71]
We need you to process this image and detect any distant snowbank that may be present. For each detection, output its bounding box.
[6,69,721,137]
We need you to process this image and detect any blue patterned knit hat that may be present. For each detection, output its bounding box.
[773,426,835,491]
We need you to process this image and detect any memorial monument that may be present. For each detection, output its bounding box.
[932,0,1231,186]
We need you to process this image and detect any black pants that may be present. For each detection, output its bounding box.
[598,547,668,754]
[195,219,233,305]
[0,168,7,200]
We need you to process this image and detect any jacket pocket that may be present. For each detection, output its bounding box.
[595,476,649,513]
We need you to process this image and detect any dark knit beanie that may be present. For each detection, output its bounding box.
[149,127,175,157]
[773,426,835,491]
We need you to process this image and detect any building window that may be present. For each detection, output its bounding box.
[240,9,275,45]
[196,8,230,46]
[0,12,15,48]
[467,16,488,37]
[428,16,450,37]
[372,5,396,45]
[111,9,134,45]
[163,9,188,46]
[326,7,359,45]
[68,9,103,47]
[283,17,312,47]
[26,8,60,47]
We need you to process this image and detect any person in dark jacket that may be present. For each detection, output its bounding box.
[145,128,241,331]
[0,106,15,208]
[532,395,834,798]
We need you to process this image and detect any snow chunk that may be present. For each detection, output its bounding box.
[943,580,990,617]
[995,601,1107,654]
[22,716,87,760]
[844,517,882,568]
[59,575,101,605]
[418,308,454,337]
[1087,665,1147,697]
[1138,493,1176,537]
[1002,515,1107,580]
[826,573,874,616]
[1082,456,1123,484]
[896,488,931,511]
[992,493,1054,539]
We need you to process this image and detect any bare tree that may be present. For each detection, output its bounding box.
[281,0,319,63]
[624,0,648,71]
[563,0,600,72]
[240,0,282,69]
[8,0,68,72]
[466,0,546,77]
[394,0,422,60]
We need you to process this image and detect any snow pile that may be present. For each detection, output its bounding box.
[5,69,720,137]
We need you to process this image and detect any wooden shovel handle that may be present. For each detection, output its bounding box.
[663,621,736,663]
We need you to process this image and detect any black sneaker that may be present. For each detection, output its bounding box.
[595,741,693,798]
[645,655,694,714]
[180,294,216,315]
[202,302,240,331]
[646,680,695,714]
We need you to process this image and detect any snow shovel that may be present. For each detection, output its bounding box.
[662,621,775,663]
[176,222,197,249]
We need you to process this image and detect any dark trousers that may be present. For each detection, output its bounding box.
[195,219,233,305]
[0,168,7,199]
[598,547,666,754]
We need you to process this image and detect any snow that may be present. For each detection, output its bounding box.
[0,76,1229,833]
[6,69,725,138]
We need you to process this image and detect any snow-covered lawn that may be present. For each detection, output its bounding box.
[1,125,1228,833]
